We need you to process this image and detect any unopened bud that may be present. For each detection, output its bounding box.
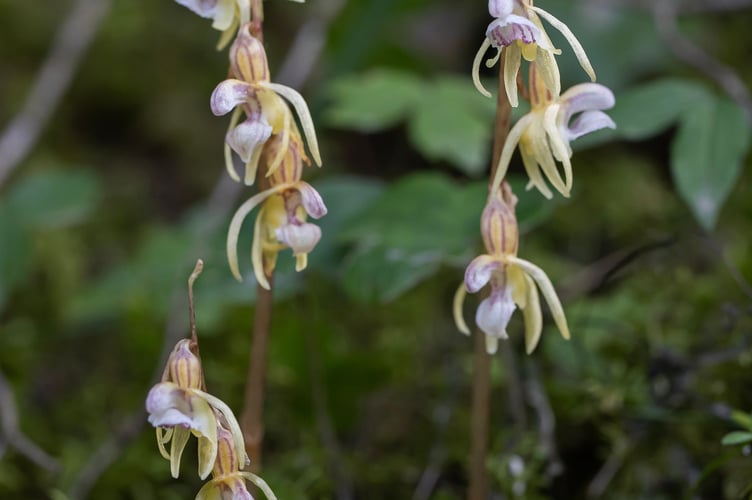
[481,183,518,256]
[230,23,270,83]
[166,339,203,390]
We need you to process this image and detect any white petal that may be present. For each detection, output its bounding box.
[239,472,280,500]
[297,181,327,218]
[464,255,502,293]
[475,288,515,340]
[488,0,513,18]
[211,0,235,31]
[566,110,616,141]
[227,116,272,163]
[276,223,321,255]
[211,79,252,116]
[174,0,218,19]
[560,83,615,117]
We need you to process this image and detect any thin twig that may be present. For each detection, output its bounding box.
[0,0,112,188]
[0,369,60,472]
[652,0,752,120]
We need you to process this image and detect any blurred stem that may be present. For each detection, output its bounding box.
[241,279,274,470]
[250,0,264,41]
[468,54,512,500]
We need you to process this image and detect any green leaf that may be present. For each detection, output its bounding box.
[670,92,750,230]
[339,172,485,302]
[730,410,752,431]
[408,77,495,176]
[341,243,442,303]
[0,202,33,310]
[721,431,752,446]
[307,176,385,274]
[6,169,101,229]
[610,78,706,140]
[325,69,422,132]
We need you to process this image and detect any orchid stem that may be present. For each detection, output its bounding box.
[241,279,274,470]
[468,53,512,500]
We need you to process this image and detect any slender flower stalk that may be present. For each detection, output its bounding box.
[145,260,277,499]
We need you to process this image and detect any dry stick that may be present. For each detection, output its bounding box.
[0,0,112,188]
[468,56,512,500]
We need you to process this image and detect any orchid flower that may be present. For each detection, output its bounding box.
[146,341,246,480]
[226,134,327,288]
[472,0,595,106]
[453,184,570,354]
[490,65,615,199]
[195,424,278,500]
[211,25,321,185]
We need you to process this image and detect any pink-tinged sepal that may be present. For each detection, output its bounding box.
[464,255,502,293]
[297,182,327,219]
[211,80,253,116]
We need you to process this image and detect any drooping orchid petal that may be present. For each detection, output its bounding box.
[491,70,615,198]
[146,382,219,479]
[454,184,570,354]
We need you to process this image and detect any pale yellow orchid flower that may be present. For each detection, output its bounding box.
[146,341,246,480]
[454,184,569,354]
[472,0,595,106]
[490,65,615,199]
[211,25,321,185]
[195,424,278,500]
[226,134,327,288]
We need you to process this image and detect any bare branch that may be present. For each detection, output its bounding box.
[0,0,112,188]
[0,369,60,472]
[652,0,752,121]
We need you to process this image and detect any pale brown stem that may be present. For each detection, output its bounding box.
[468,55,512,500]
[241,280,274,470]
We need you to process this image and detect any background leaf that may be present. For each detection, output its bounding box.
[670,91,751,230]
[325,69,422,131]
[6,169,101,229]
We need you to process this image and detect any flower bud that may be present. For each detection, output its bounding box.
[165,339,203,390]
[481,184,518,256]
[229,24,270,83]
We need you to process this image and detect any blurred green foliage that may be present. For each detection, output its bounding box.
[1,0,752,499]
